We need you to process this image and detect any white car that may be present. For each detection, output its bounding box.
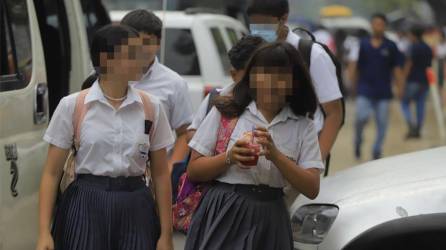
[110,9,248,111]
[290,147,446,250]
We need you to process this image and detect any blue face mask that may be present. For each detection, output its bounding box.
[249,24,278,43]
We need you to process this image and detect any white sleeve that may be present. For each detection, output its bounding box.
[188,94,211,131]
[310,44,343,104]
[188,107,221,156]
[170,80,193,130]
[297,120,325,171]
[150,101,175,151]
[43,96,74,149]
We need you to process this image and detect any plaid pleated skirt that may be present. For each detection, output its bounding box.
[185,182,293,250]
[52,174,160,250]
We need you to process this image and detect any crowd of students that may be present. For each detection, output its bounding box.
[36,0,345,249]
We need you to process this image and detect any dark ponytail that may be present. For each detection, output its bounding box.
[81,72,98,90]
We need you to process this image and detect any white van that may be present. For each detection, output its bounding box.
[0,0,109,248]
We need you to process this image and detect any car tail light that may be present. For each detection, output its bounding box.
[291,204,339,244]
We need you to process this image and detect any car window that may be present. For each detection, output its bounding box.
[226,27,239,46]
[163,28,200,76]
[80,0,111,46]
[0,0,32,91]
[210,27,230,75]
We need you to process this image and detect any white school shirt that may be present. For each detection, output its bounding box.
[189,102,324,188]
[188,83,235,131]
[44,81,175,177]
[286,30,343,132]
[131,57,193,131]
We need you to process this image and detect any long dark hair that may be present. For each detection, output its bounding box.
[81,24,139,89]
[214,42,318,118]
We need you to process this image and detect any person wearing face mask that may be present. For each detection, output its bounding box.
[184,42,323,250]
[36,25,174,250]
[246,0,344,171]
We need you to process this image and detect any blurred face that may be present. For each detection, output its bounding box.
[371,17,387,37]
[249,66,293,111]
[100,37,146,82]
[140,33,160,69]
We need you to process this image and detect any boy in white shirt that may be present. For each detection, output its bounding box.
[122,10,194,172]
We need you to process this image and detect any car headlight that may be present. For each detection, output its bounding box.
[291,204,339,244]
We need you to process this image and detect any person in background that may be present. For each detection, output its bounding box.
[187,35,266,140]
[401,25,433,139]
[185,42,323,250]
[36,25,174,250]
[246,0,344,164]
[121,9,194,173]
[348,13,405,160]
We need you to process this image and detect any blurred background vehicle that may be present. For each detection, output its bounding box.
[290,147,446,250]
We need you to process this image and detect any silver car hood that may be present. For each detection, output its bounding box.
[291,147,446,250]
[293,147,446,207]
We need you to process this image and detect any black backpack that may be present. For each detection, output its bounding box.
[293,27,346,127]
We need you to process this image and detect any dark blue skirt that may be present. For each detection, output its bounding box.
[52,174,160,250]
[185,182,293,250]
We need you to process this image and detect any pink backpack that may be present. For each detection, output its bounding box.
[172,116,238,233]
[60,88,155,193]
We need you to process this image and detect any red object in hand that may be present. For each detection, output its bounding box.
[240,143,261,166]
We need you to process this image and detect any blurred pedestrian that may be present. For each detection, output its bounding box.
[401,25,433,139]
[348,13,405,160]
[246,0,344,164]
[121,9,194,174]
[37,25,174,250]
[184,42,323,250]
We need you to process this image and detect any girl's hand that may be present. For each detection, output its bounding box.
[228,139,258,169]
[254,127,280,161]
[36,232,54,250]
[156,234,173,250]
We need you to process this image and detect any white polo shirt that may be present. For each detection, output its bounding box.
[44,81,174,177]
[189,102,324,188]
[131,57,193,131]
[286,30,343,132]
[188,83,235,131]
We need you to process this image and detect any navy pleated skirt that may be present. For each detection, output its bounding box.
[52,174,160,250]
[185,182,293,250]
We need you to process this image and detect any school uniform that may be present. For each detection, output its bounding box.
[185,103,324,250]
[44,81,174,250]
[132,57,194,151]
[286,30,343,132]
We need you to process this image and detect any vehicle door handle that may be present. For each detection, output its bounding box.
[5,144,19,197]
[34,83,48,125]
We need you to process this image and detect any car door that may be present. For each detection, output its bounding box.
[0,0,48,249]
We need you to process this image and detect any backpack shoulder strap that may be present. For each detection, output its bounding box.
[298,39,313,69]
[206,88,220,115]
[136,90,156,138]
[73,89,90,149]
